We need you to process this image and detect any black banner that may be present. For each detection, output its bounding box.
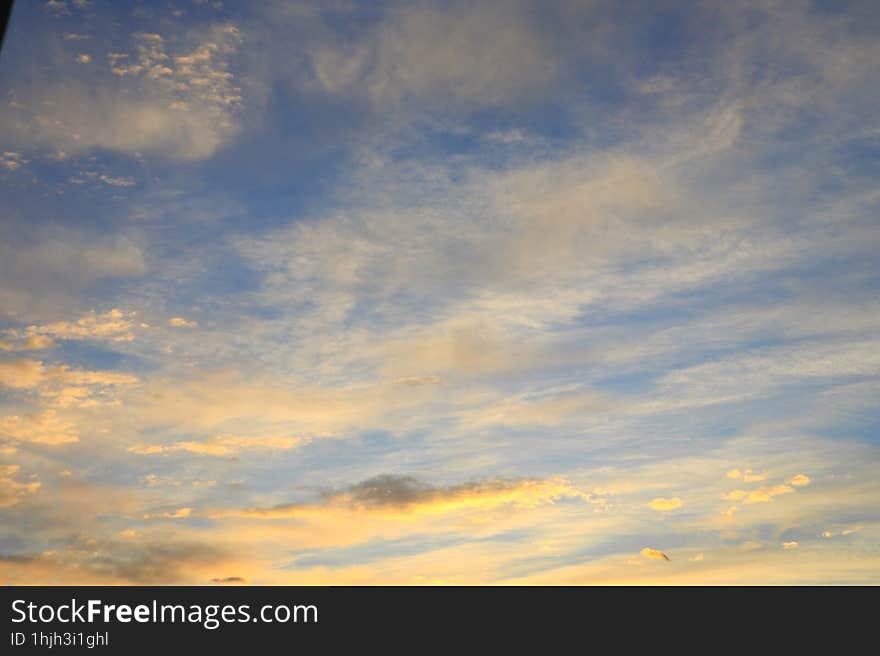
[0,585,866,651]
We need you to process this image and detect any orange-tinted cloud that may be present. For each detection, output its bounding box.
[648,497,682,512]
[640,547,670,561]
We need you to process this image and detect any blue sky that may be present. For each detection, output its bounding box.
[0,0,878,584]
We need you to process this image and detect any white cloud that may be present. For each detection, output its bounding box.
[307,1,561,110]
[26,309,137,342]
[1,24,244,160]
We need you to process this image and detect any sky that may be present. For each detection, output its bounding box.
[0,0,878,585]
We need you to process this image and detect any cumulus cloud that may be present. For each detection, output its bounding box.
[648,497,682,512]
[0,358,137,408]
[0,464,41,507]
[726,484,796,505]
[0,335,56,351]
[0,360,47,389]
[26,309,136,342]
[724,469,766,482]
[640,548,670,562]
[1,152,26,171]
[787,474,811,487]
[168,317,198,328]
[1,24,244,160]
[0,409,79,445]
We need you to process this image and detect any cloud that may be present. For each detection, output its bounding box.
[725,483,796,505]
[0,539,228,584]
[782,541,799,549]
[648,497,682,512]
[787,474,811,487]
[143,508,193,519]
[640,548,670,562]
[1,152,26,171]
[26,309,136,342]
[168,317,198,328]
[0,335,56,351]
[0,235,147,317]
[307,1,562,111]
[723,469,766,482]
[0,359,137,409]
[743,484,796,504]
[396,376,442,387]
[0,360,47,389]
[129,435,305,457]
[1,24,244,160]
[237,474,591,519]
[1,0,879,587]
[0,465,41,507]
[0,410,79,445]
[211,576,247,584]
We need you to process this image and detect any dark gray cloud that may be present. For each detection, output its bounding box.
[0,535,227,584]
[343,474,546,509]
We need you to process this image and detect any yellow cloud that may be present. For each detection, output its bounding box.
[787,474,811,487]
[648,497,682,512]
[744,484,794,504]
[144,507,192,519]
[0,335,56,351]
[726,468,765,482]
[782,541,799,549]
[0,359,46,388]
[27,308,136,342]
[168,317,198,328]
[640,547,670,561]
[0,464,41,507]
[0,359,138,395]
[129,435,305,457]
[236,475,590,520]
[0,410,79,445]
